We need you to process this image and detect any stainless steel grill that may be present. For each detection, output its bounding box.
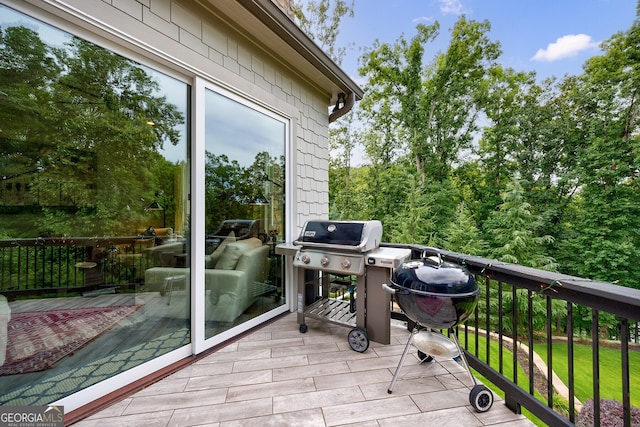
[281,220,410,352]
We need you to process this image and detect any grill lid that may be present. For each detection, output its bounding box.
[391,252,477,296]
[294,220,382,252]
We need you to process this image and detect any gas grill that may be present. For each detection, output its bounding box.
[283,220,411,352]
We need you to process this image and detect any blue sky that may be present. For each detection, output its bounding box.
[334,0,637,84]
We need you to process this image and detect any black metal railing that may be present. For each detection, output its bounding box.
[383,243,640,427]
[0,236,160,299]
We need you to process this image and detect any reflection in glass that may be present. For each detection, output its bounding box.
[204,90,286,339]
[0,5,190,406]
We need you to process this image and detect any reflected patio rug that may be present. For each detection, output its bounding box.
[0,305,141,376]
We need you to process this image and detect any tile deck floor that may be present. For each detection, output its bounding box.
[72,312,534,427]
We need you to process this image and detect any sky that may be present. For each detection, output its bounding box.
[333,0,637,85]
[324,0,637,165]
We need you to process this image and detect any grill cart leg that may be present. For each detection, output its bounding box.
[449,328,494,412]
[388,324,419,394]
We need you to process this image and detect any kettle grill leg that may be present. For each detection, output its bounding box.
[387,324,419,394]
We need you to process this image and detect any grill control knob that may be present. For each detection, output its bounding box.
[321,256,330,266]
[341,258,351,270]
[301,254,310,264]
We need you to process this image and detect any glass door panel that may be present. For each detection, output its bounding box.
[203,89,286,339]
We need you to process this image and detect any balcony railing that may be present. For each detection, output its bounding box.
[0,236,165,299]
[1,238,638,425]
[383,243,640,427]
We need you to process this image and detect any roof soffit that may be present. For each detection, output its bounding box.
[189,0,362,100]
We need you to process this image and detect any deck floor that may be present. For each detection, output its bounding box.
[71,312,534,427]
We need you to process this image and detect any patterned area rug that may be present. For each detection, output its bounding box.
[0,305,141,376]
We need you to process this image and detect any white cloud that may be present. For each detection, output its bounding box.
[531,34,600,62]
[439,0,465,15]
[412,16,435,24]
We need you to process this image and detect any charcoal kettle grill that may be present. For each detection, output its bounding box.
[383,249,494,413]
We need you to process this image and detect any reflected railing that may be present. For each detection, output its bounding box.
[382,243,640,427]
[0,236,179,299]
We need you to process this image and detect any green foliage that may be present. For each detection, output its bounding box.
[323,8,640,294]
[292,0,354,65]
[485,177,558,271]
[0,26,184,236]
[439,202,486,254]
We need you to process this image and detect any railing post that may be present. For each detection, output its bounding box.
[592,309,600,426]
[621,318,631,427]
[567,301,576,423]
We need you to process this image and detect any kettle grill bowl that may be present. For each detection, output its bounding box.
[390,258,479,329]
[392,286,478,329]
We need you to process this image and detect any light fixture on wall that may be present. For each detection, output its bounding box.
[332,92,346,113]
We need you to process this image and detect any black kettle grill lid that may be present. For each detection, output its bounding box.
[391,249,477,295]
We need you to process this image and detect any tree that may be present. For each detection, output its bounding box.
[485,177,557,271]
[292,0,354,66]
[0,27,184,236]
[557,12,640,288]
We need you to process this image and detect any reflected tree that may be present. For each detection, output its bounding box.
[0,25,184,236]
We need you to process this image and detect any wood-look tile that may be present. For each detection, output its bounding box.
[346,354,410,372]
[197,348,271,363]
[377,406,483,427]
[307,349,376,365]
[236,336,303,350]
[169,361,233,378]
[220,408,326,427]
[185,369,272,391]
[271,342,341,357]
[272,360,351,382]
[331,421,380,427]
[70,312,535,427]
[167,397,272,426]
[231,354,309,373]
[410,388,470,412]
[76,398,132,419]
[74,409,175,427]
[435,373,468,390]
[313,369,393,391]
[226,377,316,402]
[133,376,189,397]
[322,396,420,426]
[272,386,364,414]
[123,388,228,415]
[359,376,444,400]
[471,400,532,425]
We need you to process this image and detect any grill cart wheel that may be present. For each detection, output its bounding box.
[348,327,369,352]
[299,324,308,333]
[469,384,494,412]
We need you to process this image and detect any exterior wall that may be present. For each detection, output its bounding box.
[23,0,331,231]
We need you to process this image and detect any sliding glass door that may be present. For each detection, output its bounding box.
[201,88,287,340]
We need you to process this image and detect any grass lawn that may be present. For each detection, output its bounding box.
[535,341,640,407]
[458,332,549,426]
[458,331,639,425]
